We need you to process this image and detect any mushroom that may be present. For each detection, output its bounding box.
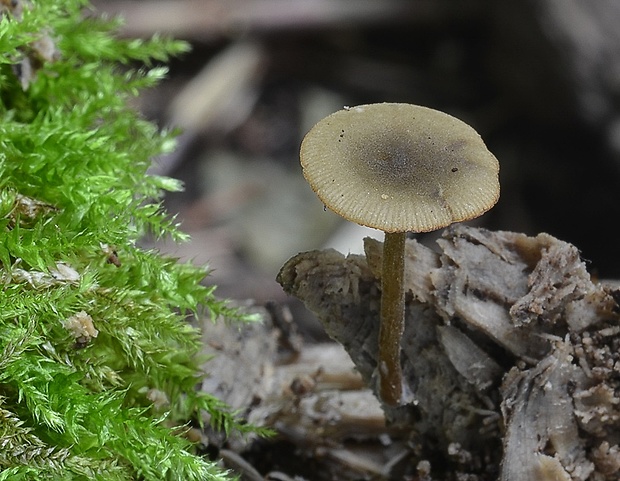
[299,103,500,406]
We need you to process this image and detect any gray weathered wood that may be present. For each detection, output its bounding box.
[278,225,620,479]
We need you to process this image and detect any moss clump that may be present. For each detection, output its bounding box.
[1,1,254,479]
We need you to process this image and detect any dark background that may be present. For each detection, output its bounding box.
[95,0,620,305]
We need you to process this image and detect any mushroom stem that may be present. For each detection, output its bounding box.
[379,230,406,406]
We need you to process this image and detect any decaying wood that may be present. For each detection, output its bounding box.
[199,306,406,479]
[277,225,620,480]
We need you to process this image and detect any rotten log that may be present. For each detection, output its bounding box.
[277,225,620,480]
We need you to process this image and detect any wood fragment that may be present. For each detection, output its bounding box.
[500,340,592,481]
[277,225,620,479]
[199,305,403,478]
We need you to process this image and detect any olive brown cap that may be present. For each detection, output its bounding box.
[300,103,500,233]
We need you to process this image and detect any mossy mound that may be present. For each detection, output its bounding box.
[1,2,252,479]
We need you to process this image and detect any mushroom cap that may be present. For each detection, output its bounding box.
[300,103,500,233]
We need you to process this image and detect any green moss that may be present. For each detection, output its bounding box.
[1,1,257,479]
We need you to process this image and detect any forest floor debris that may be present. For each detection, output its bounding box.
[274,225,620,480]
